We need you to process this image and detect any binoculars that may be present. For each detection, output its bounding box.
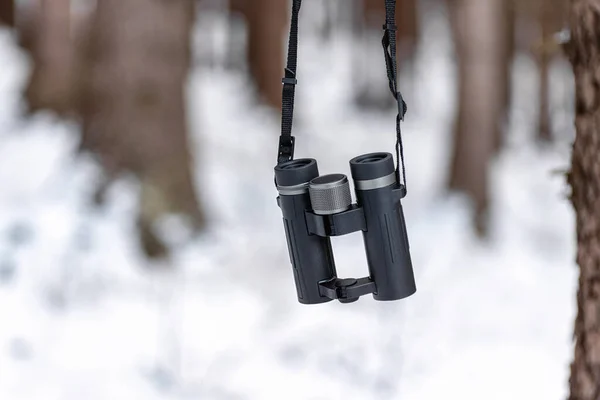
[274,152,416,304]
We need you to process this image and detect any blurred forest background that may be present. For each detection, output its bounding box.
[0,0,585,399]
[0,0,573,246]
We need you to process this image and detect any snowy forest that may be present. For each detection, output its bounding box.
[0,0,598,399]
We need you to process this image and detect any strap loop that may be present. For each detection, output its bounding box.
[278,135,295,164]
[396,91,407,120]
[282,77,298,85]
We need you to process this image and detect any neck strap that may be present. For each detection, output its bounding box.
[277,0,408,194]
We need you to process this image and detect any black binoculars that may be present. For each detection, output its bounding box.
[274,152,416,304]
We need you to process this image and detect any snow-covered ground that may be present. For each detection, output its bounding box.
[0,6,577,400]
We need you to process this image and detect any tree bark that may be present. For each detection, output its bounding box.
[0,0,15,27]
[397,0,419,63]
[537,44,552,142]
[536,0,557,142]
[494,0,515,153]
[79,0,204,258]
[512,0,569,143]
[567,1,600,399]
[447,0,507,235]
[244,0,287,110]
[24,0,74,116]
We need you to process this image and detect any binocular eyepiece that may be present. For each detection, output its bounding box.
[274,152,416,304]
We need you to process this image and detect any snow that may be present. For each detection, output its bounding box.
[0,6,577,400]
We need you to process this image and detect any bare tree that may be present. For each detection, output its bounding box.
[566,1,600,398]
[0,0,14,27]
[230,0,287,110]
[24,0,75,116]
[397,0,419,63]
[79,0,205,258]
[447,0,508,235]
[247,0,287,110]
[524,0,569,142]
[512,0,569,143]
[536,9,553,142]
[495,0,515,152]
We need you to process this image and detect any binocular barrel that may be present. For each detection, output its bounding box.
[350,153,416,301]
[275,159,336,304]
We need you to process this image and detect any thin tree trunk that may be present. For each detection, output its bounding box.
[567,1,600,399]
[512,0,568,143]
[536,2,554,142]
[15,3,37,54]
[319,0,337,41]
[24,0,74,115]
[537,44,552,142]
[0,0,15,27]
[448,0,506,235]
[80,0,204,258]
[229,0,245,16]
[245,0,286,110]
[494,0,515,153]
[397,0,419,63]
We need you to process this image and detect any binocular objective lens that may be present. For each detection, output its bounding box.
[309,174,352,215]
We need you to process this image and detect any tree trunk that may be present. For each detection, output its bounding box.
[567,1,600,399]
[397,0,419,63]
[536,1,555,142]
[494,0,515,153]
[24,0,74,116]
[318,0,338,41]
[79,0,204,259]
[0,0,15,27]
[244,0,287,110]
[537,44,552,142]
[229,0,245,16]
[447,0,506,235]
[512,0,569,143]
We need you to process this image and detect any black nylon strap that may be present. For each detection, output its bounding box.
[278,0,302,164]
[382,0,408,193]
[277,0,408,195]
